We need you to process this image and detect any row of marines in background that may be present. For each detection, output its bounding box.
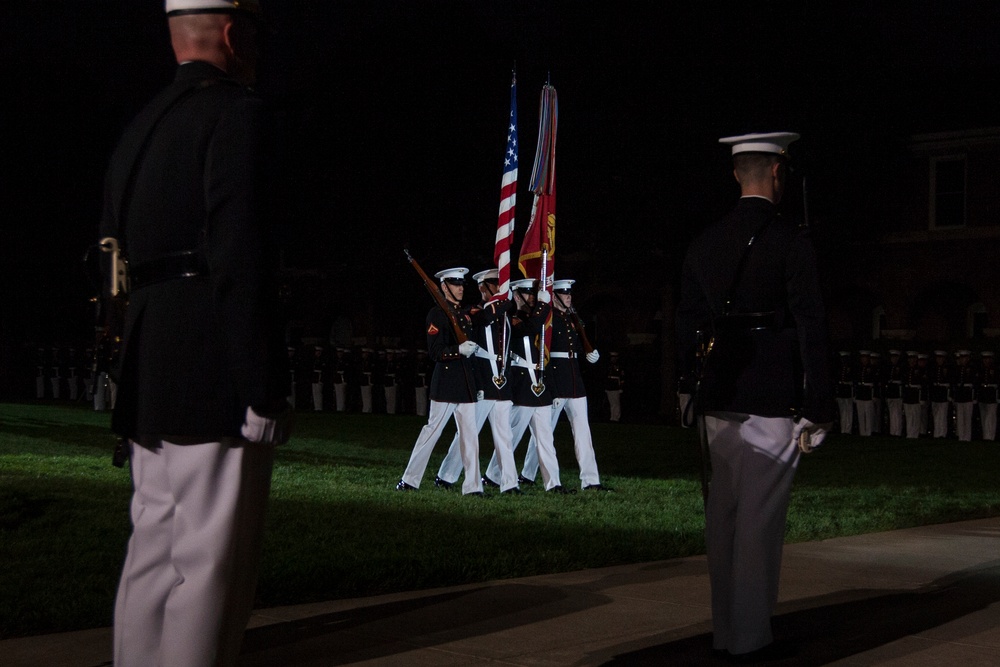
[676,348,998,442]
[22,338,627,422]
[832,348,997,441]
[287,340,625,420]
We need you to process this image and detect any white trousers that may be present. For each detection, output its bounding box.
[521,397,600,488]
[704,413,799,656]
[114,437,274,667]
[311,382,323,411]
[678,392,693,427]
[360,385,373,413]
[836,397,853,434]
[855,399,874,436]
[606,389,622,422]
[95,372,111,411]
[385,385,397,414]
[955,401,973,441]
[886,397,903,436]
[438,399,519,491]
[932,401,949,438]
[484,404,562,490]
[904,402,922,438]
[980,402,997,441]
[334,382,346,411]
[401,400,481,494]
[414,387,428,417]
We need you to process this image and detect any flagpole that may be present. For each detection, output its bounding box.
[538,248,548,378]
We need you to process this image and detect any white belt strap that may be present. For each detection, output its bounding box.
[550,351,574,359]
[522,337,540,388]
[483,323,500,380]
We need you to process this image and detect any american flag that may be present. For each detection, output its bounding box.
[494,74,518,299]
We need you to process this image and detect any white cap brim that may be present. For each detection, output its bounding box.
[719,131,800,156]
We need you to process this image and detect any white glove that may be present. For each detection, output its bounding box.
[586,349,600,364]
[536,289,551,304]
[791,418,832,453]
[241,405,292,446]
[459,340,479,357]
[476,390,485,401]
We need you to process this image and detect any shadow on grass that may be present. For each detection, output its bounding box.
[0,412,115,453]
[600,563,1000,666]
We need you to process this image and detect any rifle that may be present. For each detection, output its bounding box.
[404,249,468,343]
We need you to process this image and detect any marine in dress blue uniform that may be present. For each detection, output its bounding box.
[396,268,485,495]
[103,3,290,665]
[436,269,522,493]
[676,132,835,659]
[930,350,953,438]
[854,350,876,436]
[500,278,569,492]
[519,279,609,490]
[903,351,924,438]
[884,349,904,436]
[952,350,976,441]
[978,351,997,441]
[834,351,854,434]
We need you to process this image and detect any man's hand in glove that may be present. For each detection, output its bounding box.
[791,418,832,453]
[241,404,293,446]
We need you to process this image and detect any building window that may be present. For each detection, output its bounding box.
[930,155,966,229]
[873,305,886,340]
[969,303,987,339]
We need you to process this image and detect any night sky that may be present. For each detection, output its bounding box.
[4,0,1000,349]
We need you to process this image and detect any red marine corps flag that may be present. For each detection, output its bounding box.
[518,82,558,361]
[493,73,518,300]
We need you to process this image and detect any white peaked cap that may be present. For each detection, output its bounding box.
[552,279,575,291]
[434,267,468,281]
[719,131,800,156]
[166,0,260,16]
[473,268,499,283]
[510,278,536,291]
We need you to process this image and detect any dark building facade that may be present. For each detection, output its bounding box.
[826,127,1000,347]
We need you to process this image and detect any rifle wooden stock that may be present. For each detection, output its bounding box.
[404,250,468,343]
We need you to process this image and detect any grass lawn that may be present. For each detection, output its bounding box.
[2,401,999,638]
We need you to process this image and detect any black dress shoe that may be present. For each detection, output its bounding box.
[583,483,614,492]
[395,480,417,491]
[517,474,536,486]
[547,485,577,494]
[481,476,501,488]
[501,487,523,495]
[433,476,453,489]
[467,491,487,497]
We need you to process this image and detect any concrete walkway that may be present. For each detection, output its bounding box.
[5,517,1000,666]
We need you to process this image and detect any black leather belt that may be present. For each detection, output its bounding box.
[130,250,209,290]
